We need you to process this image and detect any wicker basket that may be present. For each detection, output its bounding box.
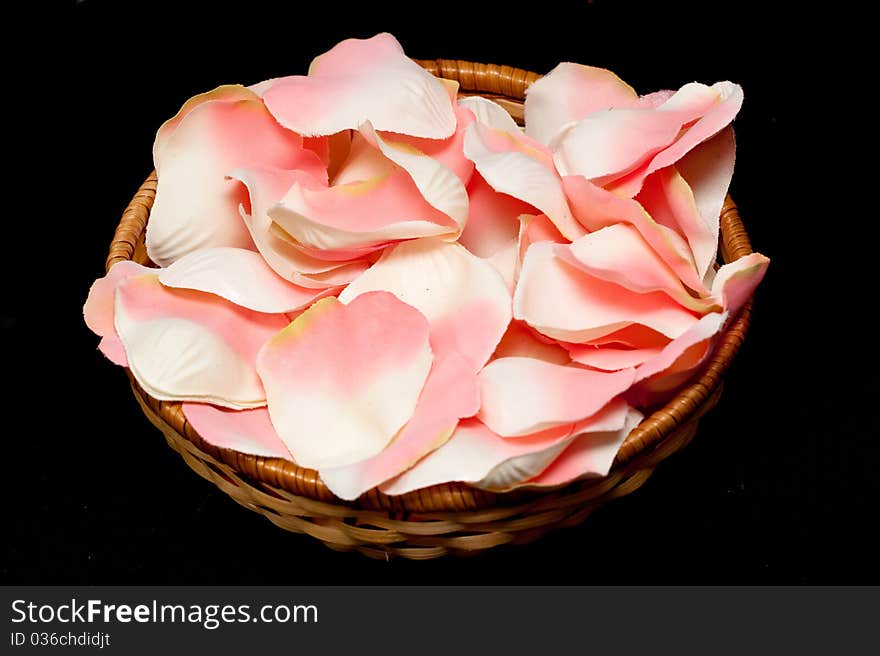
[106,59,754,560]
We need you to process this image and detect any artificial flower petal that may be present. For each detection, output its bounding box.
[563,175,707,293]
[567,344,665,371]
[263,33,456,139]
[83,260,153,366]
[464,121,586,241]
[486,238,520,291]
[605,82,743,197]
[381,399,631,495]
[637,167,719,284]
[676,127,736,285]
[181,404,292,460]
[514,241,700,344]
[524,406,644,486]
[248,77,279,97]
[319,352,480,501]
[516,213,567,282]
[492,321,571,365]
[269,167,457,252]
[375,92,476,185]
[338,239,512,371]
[565,324,670,370]
[84,261,153,340]
[552,109,688,181]
[256,293,433,470]
[147,85,324,267]
[360,122,469,233]
[640,82,743,175]
[460,174,533,258]
[459,96,521,133]
[97,336,128,367]
[478,356,635,436]
[559,224,718,312]
[711,252,770,315]
[114,274,288,408]
[331,131,394,186]
[551,82,723,185]
[159,247,333,313]
[633,311,727,385]
[152,85,255,165]
[231,167,371,288]
[523,62,638,145]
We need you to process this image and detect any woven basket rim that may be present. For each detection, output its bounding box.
[107,59,754,514]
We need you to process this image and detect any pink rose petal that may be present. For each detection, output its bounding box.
[263,33,456,139]
[711,252,770,316]
[230,167,370,289]
[269,167,458,252]
[159,247,334,313]
[115,274,288,408]
[360,121,469,234]
[524,406,643,487]
[459,96,521,133]
[674,126,736,283]
[478,356,635,436]
[339,239,512,372]
[464,121,586,241]
[182,404,292,460]
[147,85,324,266]
[563,174,706,293]
[491,321,572,365]
[606,82,743,197]
[459,174,533,259]
[381,399,633,495]
[83,261,153,366]
[524,62,638,145]
[558,224,718,313]
[319,352,480,500]
[256,293,433,469]
[514,241,700,344]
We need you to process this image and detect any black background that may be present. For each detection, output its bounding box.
[4,1,875,584]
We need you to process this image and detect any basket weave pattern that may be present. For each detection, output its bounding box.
[106,60,754,559]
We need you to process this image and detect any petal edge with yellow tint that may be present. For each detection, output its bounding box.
[560,224,719,313]
[147,85,324,267]
[152,84,255,166]
[514,241,700,344]
[115,274,288,408]
[263,33,456,139]
[605,82,743,197]
[361,122,470,235]
[563,174,706,293]
[711,252,770,316]
[231,167,370,288]
[464,121,586,241]
[524,62,638,146]
[256,293,433,470]
[269,168,458,252]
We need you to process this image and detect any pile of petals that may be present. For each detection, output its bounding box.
[84,33,768,501]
